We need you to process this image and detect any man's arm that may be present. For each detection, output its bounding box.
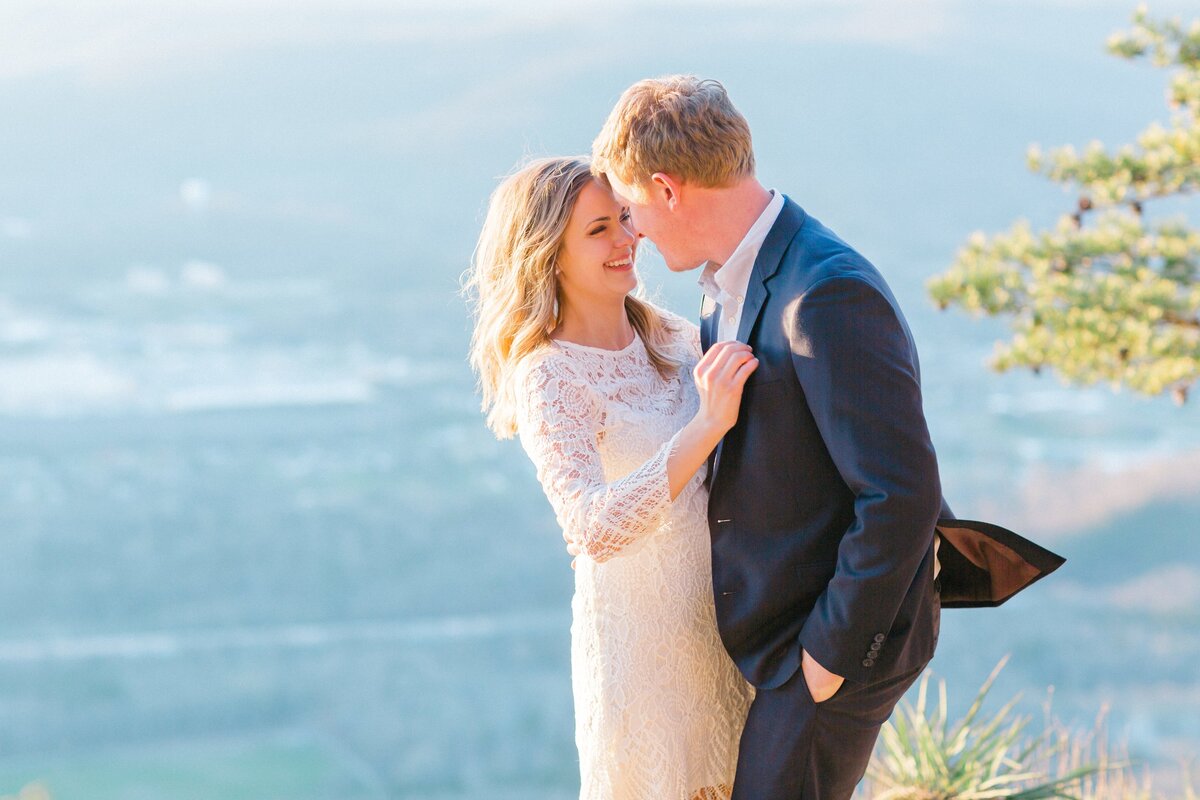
[789,274,942,686]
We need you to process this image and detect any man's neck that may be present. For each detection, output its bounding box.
[697,178,773,269]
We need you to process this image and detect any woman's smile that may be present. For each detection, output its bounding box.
[604,251,635,271]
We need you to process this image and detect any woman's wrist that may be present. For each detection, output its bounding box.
[688,412,729,444]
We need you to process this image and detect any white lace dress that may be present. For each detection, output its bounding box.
[514,313,753,800]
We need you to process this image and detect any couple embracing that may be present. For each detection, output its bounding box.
[465,76,1062,800]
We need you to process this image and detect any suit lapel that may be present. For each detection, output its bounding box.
[699,294,717,353]
[710,197,807,486]
[734,197,805,344]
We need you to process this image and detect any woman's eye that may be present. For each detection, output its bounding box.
[588,226,605,235]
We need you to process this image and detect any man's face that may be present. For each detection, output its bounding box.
[605,173,706,272]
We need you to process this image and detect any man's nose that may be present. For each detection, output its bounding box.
[617,220,638,244]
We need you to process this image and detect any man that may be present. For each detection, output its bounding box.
[589,75,943,800]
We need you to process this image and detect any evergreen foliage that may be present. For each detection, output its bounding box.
[929,6,1200,404]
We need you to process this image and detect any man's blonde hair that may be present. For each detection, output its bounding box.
[591,75,755,190]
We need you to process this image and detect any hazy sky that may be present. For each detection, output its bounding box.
[5,0,1197,87]
[3,0,1196,281]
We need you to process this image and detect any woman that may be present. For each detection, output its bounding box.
[465,156,757,800]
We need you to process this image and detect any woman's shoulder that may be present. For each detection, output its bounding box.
[647,302,698,333]
[512,343,605,410]
[510,345,605,433]
[642,301,700,359]
[513,343,577,387]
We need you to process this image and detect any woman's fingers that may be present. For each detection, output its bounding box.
[696,342,754,383]
[731,357,759,386]
[708,351,756,388]
[717,350,755,382]
[694,343,759,434]
[697,341,752,369]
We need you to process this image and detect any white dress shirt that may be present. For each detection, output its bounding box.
[698,189,786,342]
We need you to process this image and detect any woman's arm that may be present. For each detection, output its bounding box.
[517,342,756,563]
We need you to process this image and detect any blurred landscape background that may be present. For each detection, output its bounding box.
[0,1,1197,798]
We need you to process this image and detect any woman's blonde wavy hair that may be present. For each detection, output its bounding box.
[464,155,682,439]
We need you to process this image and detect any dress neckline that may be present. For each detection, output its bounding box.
[551,331,641,355]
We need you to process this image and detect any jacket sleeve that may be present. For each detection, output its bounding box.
[789,274,942,683]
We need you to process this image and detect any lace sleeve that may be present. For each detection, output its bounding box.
[515,354,677,563]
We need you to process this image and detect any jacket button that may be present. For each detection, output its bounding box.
[870,642,882,651]
[874,633,886,643]
[862,659,873,667]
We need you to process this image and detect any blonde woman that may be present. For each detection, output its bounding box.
[465,155,756,800]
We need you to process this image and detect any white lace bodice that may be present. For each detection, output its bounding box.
[515,319,702,563]
[513,311,751,800]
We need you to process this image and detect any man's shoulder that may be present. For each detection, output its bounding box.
[778,220,885,295]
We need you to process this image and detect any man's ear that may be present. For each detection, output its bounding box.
[650,172,683,210]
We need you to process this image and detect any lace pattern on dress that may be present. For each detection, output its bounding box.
[511,312,751,800]
[516,344,679,563]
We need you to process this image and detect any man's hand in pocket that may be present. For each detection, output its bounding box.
[801,648,845,703]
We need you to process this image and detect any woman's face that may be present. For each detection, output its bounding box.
[555,179,639,310]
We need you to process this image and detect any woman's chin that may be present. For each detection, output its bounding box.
[604,269,637,290]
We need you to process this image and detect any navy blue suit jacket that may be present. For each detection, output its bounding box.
[702,197,943,690]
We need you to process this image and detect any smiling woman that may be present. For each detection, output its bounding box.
[464,156,686,440]
[551,179,641,346]
[463,155,761,798]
